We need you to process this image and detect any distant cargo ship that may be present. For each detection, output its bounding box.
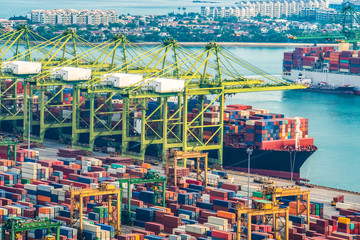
[193,0,221,3]
[282,45,360,95]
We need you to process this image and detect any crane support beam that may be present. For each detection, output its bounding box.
[118,176,166,224]
[70,183,121,236]
[1,218,61,240]
[236,204,289,240]
[263,185,311,227]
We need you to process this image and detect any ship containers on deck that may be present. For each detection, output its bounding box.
[284,46,360,74]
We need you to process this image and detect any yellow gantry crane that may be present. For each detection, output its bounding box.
[0,25,307,165]
[70,183,121,237]
[165,150,208,186]
[236,200,290,240]
[262,185,311,227]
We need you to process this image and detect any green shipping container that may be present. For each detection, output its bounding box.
[21,178,31,184]
[252,191,263,198]
[111,163,126,169]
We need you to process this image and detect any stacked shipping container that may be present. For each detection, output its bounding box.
[0,147,357,240]
[189,104,314,151]
[283,46,360,74]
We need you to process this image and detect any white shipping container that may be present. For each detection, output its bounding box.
[169,235,182,240]
[208,216,228,227]
[63,109,72,120]
[62,185,71,191]
[22,162,41,169]
[203,117,219,123]
[179,234,193,240]
[172,228,186,235]
[241,184,261,192]
[204,222,224,230]
[201,194,210,203]
[237,190,252,197]
[37,184,52,192]
[0,166,8,172]
[21,168,38,174]
[21,173,36,179]
[24,184,38,191]
[116,168,126,174]
[0,208,9,215]
[2,61,42,75]
[8,168,20,174]
[104,73,143,88]
[134,119,142,134]
[179,214,190,220]
[246,120,256,126]
[107,147,115,153]
[147,78,185,93]
[185,224,209,234]
[50,67,91,81]
[100,230,110,240]
[111,113,122,122]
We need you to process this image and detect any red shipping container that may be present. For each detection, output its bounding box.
[211,230,232,240]
[200,210,217,218]
[210,190,228,198]
[145,222,164,235]
[221,183,239,191]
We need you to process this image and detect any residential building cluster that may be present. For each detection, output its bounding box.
[0,7,347,43]
[300,7,338,21]
[27,9,119,25]
[201,0,329,19]
[0,19,27,29]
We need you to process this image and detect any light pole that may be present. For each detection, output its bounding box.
[246,148,253,207]
[28,96,31,157]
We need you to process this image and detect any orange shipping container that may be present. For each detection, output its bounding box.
[71,164,81,169]
[141,163,151,169]
[217,210,236,220]
[38,196,51,203]
[152,206,171,213]
[38,207,51,214]
[289,201,307,211]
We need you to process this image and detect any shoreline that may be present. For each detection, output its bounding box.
[136,42,342,47]
[4,40,342,48]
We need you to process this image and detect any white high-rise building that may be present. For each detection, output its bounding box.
[201,0,329,19]
[28,9,119,25]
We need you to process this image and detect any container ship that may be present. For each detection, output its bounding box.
[282,45,360,95]
[146,100,317,180]
[188,103,317,180]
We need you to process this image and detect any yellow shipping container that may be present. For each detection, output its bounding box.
[152,206,171,213]
[128,234,140,240]
[338,217,351,225]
